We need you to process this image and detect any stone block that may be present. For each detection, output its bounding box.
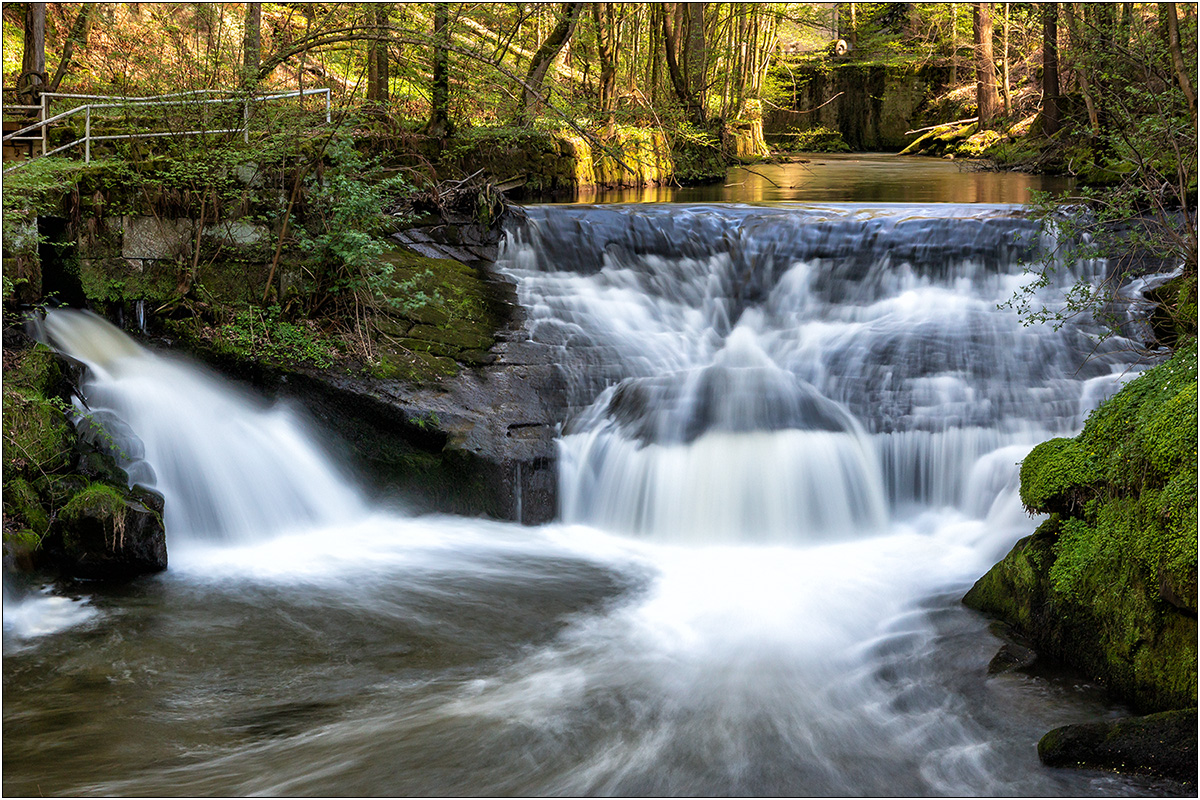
[121,216,193,261]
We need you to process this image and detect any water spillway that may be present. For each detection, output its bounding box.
[6,199,1168,796]
[502,203,1132,541]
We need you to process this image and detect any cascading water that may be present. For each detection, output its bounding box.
[503,203,1135,547]
[40,310,365,545]
[5,195,1173,797]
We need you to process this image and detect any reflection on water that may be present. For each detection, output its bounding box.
[568,153,1075,206]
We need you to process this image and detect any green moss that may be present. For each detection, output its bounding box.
[1019,437,1099,515]
[5,344,64,398]
[1049,517,1104,601]
[2,389,75,481]
[62,483,127,521]
[3,477,50,536]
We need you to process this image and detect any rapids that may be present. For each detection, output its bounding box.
[4,194,1177,796]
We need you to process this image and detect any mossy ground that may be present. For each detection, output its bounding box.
[967,341,1198,712]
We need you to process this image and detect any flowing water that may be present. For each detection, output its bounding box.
[3,162,1181,796]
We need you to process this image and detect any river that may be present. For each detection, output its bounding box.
[2,157,1178,796]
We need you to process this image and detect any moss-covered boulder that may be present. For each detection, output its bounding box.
[59,482,166,580]
[966,341,1197,713]
[1038,709,1197,786]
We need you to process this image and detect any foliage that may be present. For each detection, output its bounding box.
[1002,7,1196,351]
[292,137,413,313]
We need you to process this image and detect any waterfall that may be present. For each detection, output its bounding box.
[499,203,1139,542]
[40,310,365,545]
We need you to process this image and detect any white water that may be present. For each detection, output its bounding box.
[41,310,365,545]
[7,204,1166,796]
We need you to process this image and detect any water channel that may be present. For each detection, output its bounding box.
[3,156,1180,796]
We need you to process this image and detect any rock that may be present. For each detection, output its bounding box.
[59,482,167,580]
[987,641,1038,674]
[1038,708,1198,787]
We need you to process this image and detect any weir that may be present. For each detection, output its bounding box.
[499,203,1137,540]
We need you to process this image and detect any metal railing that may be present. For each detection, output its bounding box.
[2,88,331,173]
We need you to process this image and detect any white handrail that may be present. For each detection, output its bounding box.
[3,88,332,171]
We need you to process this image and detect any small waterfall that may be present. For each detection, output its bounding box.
[499,203,1142,541]
[41,310,364,545]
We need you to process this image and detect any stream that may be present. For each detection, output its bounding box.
[3,158,1178,796]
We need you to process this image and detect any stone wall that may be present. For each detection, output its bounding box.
[766,61,952,151]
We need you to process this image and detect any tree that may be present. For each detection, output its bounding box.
[367,4,391,106]
[47,5,93,93]
[519,2,583,123]
[591,3,617,115]
[1041,3,1060,136]
[973,2,999,126]
[243,1,262,87]
[1165,2,1196,122]
[19,2,46,104]
[426,3,454,138]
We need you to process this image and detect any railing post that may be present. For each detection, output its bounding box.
[243,98,250,144]
[325,89,331,124]
[40,93,48,156]
[85,106,91,163]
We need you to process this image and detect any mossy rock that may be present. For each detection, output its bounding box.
[969,342,1198,713]
[1019,437,1099,515]
[3,477,49,536]
[2,389,75,481]
[1038,708,1197,786]
[59,482,167,580]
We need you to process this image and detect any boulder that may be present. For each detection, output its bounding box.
[1038,708,1197,787]
[59,483,167,580]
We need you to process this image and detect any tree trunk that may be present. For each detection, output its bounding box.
[243,2,262,87]
[1064,3,1099,135]
[20,2,46,102]
[367,4,390,106]
[426,3,454,138]
[1165,3,1196,122]
[592,3,616,114]
[973,3,999,127]
[685,2,706,121]
[520,2,583,123]
[1041,3,1060,136]
[662,2,697,122]
[949,4,958,85]
[1000,3,1011,117]
[848,3,857,47]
